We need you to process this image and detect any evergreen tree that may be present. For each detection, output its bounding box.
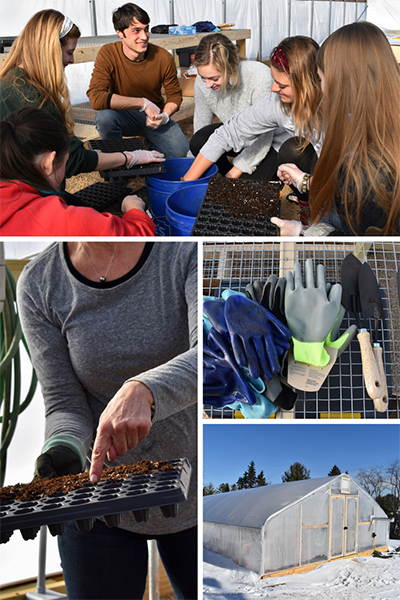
[217,482,230,494]
[256,469,267,487]
[282,462,311,482]
[236,460,257,489]
[203,482,216,496]
[246,461,257,488]
[328,465,341,476]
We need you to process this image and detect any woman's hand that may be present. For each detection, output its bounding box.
[89,381,154,483]
[271,217,303,236]
[225,166,243,179]
[124,150,165,167]
[277,163,306,192]
[121,195,146,213]
[182,152,214,181]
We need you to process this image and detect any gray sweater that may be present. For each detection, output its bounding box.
[199,91,323,164]
[17,241,197,535]
[193,60,275,174]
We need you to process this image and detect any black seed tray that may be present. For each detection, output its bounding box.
[88,139,165,179]
[74,182,130,212]
[191,178,281,236]
[0,458,191,543]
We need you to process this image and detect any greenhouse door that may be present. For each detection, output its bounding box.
[330,496,358,558]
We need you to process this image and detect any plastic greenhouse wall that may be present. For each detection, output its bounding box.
[203,475,389,576]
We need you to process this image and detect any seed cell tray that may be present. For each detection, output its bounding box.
[88,139,165,180]
[191,178,281,236]
[0,458,191,543]
[73,181,130,212]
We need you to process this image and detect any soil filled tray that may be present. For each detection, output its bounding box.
[0,458,191,543]
[88,139,165,180]
[73,181,130,212]
[191,178,281,236]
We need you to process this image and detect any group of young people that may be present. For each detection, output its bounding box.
[0,3,399,236]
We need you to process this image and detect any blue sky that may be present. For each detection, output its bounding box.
[203,423,400,488]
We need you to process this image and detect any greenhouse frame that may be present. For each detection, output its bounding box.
[203,475,390,577]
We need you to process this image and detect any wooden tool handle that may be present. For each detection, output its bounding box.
[357,331,382,400]
[372,346,389,412]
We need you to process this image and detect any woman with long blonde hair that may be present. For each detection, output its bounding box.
[183,35,323,224]
[276,21,400,236]
[0,10,164,185]
[190,33,275,179]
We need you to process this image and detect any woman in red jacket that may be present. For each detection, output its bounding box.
[0,108,155,236]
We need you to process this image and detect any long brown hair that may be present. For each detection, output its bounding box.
[0,108,70,192]
[270,36,323,145]
[194,33,242,98]
[310,21,400,235]
[0,10,80,136]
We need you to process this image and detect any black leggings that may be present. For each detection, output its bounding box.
[190,123,317,194]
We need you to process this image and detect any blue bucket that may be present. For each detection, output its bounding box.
[165,184,208,236]
[146,183,171,236]
[146,157,217,192]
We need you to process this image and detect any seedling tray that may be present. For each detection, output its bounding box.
[191,178,281,236]
[73,181,130,212]
[88,139,165,180]
[0,458,191,543]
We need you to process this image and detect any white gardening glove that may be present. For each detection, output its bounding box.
[124,150,165,168]
[121,195,146,213]
[139,97,160,119]
[270,217,303,236]
[277,163,306,193]
[146,112,170,130]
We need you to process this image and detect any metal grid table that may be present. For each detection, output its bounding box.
[203,240,400,420]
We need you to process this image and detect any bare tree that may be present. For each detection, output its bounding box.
[355,466,385,498]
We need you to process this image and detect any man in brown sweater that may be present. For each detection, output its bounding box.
[87,3,189,158]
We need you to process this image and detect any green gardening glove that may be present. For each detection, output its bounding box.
[285,259,342,367]
[325,304,357,357]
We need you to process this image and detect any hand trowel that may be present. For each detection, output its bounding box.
[340,254,382,401]
[358,262,388,412]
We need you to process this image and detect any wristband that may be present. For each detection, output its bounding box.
[121,152,128,167]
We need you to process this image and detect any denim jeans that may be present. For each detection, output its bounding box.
[58,520,197,599]
[95,109,189,159]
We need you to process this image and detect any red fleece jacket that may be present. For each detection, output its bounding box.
[0,181,155,237]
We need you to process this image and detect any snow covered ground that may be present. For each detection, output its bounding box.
[203,540,400,599]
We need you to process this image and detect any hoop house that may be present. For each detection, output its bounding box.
[203,475,390,576]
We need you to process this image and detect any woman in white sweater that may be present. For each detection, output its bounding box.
[190,33,279,180]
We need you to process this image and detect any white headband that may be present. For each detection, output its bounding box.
[59,16,74,39]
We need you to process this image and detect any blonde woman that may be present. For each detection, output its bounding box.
[191,33,275,179]
[277,21,400,236]
[183,36,323,223]
[0,9,164,185]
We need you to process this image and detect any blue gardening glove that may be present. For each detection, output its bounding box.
[285,259,342,367]
[221,289,247,300]
[228,388,278,419]
[203,299,230,339]
[224,294,292,380]
[203,329,257,407]
[325,304,357,357]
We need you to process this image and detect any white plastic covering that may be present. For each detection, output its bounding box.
[203,475,390,576]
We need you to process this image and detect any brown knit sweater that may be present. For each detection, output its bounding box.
[87,42,182,111]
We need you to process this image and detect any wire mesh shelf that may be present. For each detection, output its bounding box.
[203,240,400,420]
